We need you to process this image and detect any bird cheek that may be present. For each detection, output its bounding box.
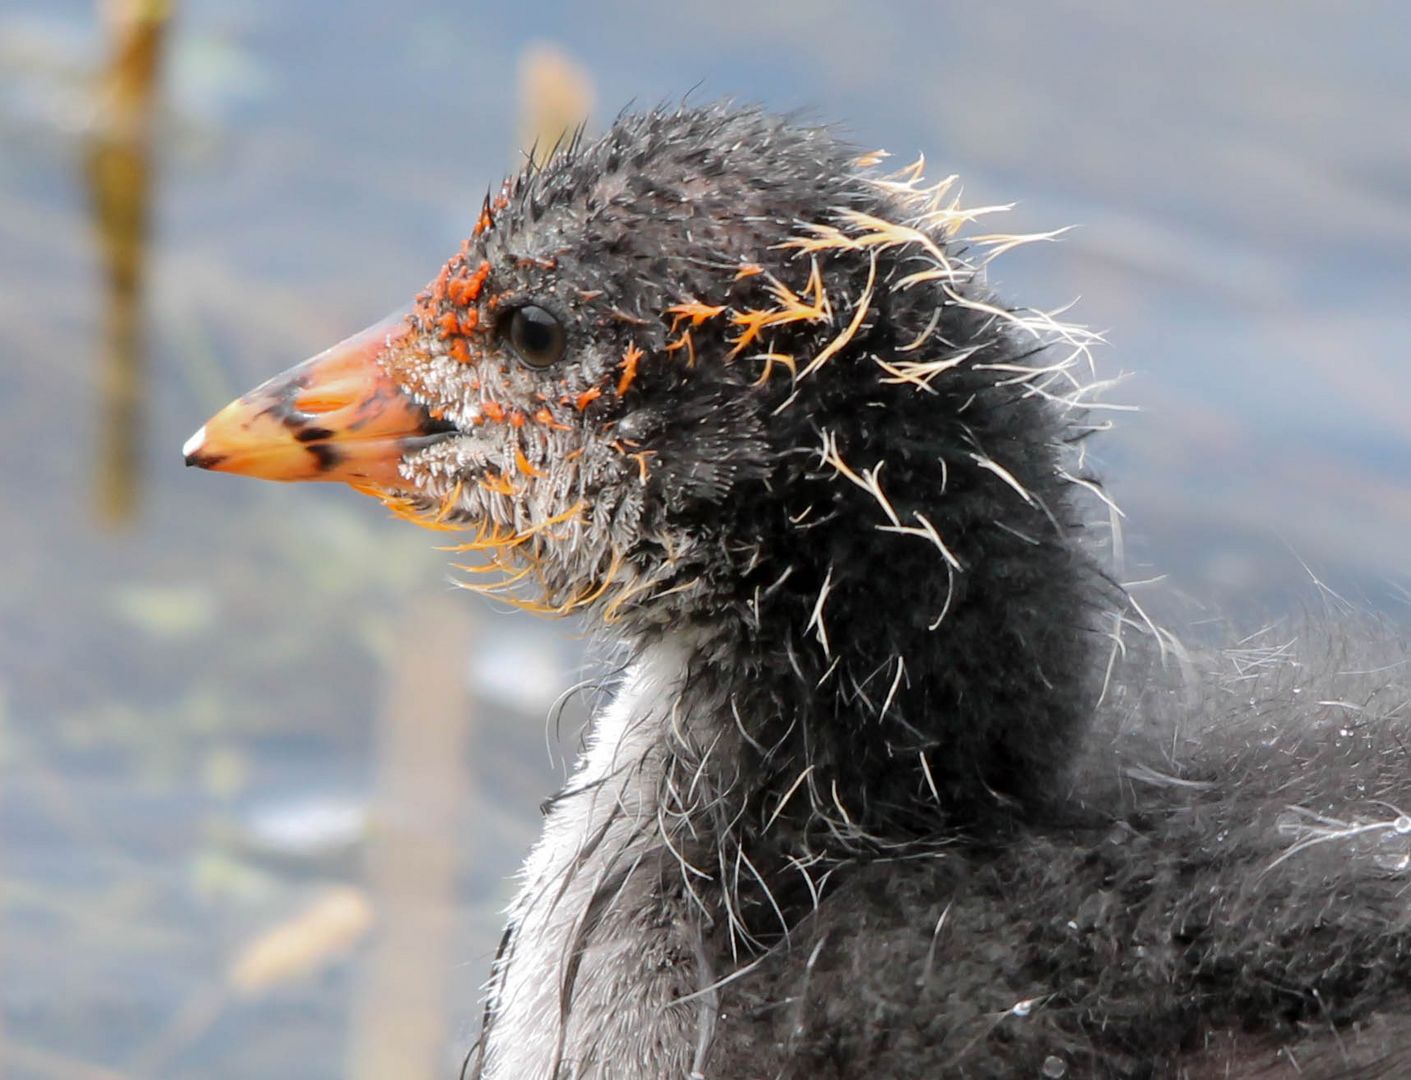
[614,409,665,442]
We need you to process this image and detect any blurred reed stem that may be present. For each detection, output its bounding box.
[348,594,477,1079]
[85,0,172,526]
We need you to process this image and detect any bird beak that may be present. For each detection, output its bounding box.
[183,311,450,488]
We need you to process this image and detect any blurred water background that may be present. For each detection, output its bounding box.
[1,1,1408,1076]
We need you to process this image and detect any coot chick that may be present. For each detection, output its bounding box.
[186,104,1411,1079]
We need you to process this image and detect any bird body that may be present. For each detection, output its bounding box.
[186,104,1411,1079]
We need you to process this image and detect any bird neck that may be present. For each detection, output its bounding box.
[482,522,1103,1077]
[626,406,1110,865]
[607,498,1104,932]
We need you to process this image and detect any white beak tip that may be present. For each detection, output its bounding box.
[182,425,207,463]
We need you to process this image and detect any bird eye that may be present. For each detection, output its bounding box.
[506,304,566,369]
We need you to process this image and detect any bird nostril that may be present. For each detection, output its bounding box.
[294,391,352,415]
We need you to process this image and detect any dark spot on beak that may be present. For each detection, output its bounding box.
[254,374,312,428]
[307,442,346,472]
[185,449,227,469]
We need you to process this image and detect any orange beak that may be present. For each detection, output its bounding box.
[183,312,453,487]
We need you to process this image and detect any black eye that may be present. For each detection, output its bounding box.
[506,304,566,369]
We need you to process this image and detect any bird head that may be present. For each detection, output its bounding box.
[187,105,1102,673]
